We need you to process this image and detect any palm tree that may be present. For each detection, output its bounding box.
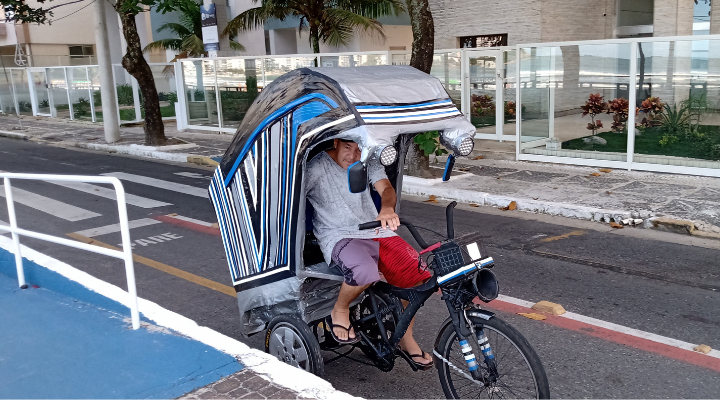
[144,1,245,60]
[222,0,404,54]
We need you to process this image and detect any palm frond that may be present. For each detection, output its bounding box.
[223,5,276,35]
[156,22,193,38]
[229,40,246,52]
[143,39,184,53]
[333,0,405,18]
[321,8,386,47]
[181,34,206,58]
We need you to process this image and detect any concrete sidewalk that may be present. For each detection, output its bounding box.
[0,236,354,399]
[2,114,719,237]
[405,155,720,236]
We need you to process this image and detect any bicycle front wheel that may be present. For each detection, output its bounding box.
[435,314,549,399]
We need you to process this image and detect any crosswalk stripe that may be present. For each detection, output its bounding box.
[167,214,214,227]
[0,185,101,221]
[0,219,8,236]
[101,172,208,198]
[46,181,173,209]
[74,218,162,238]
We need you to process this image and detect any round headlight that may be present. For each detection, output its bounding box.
[379,145,398,166]
[458,137,474,156]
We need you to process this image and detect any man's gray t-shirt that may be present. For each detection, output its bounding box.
[306,151,396,264]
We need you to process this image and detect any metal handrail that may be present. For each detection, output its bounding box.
[0,173,140,330]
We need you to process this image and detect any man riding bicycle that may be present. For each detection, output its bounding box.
[306,138,433,370]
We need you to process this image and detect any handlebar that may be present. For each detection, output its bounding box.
[358,218,430,249]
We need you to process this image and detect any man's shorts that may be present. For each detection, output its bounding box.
[331,236,431,288]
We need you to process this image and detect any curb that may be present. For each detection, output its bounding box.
[0,237,357,400]
[187,155,220,167]
[0,130,30,140]
[402,176,641,224]
[75,142,192,164]
[402,176,720,237]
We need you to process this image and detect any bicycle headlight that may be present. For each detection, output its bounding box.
[378,145,398,166]
[458,137,474,156]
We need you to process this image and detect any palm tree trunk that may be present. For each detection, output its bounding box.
[116,0,167,146]
[405,0,435,177]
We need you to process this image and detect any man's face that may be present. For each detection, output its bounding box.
[334,139,361,170]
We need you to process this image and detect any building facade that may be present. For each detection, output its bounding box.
[429,0,718,49]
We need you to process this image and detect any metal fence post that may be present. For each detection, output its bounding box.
[627,41,638,171]
[110,178,140,330]
[3,178,27,289]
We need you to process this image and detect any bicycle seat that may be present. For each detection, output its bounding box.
[298,261,344,282]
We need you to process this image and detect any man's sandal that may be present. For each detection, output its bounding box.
[399,350,434,371]
[324,316,360,344]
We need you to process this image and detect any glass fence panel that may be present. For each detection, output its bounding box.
[149,64,178,119]
[68,67,93,121]
[468,52,498,130]
[216,58,261,129]
[430,51,461,108]
[47,68,70,119]
[0,70,17,115]
[318,53,387,67]
[87,67,102,121]
[263,57,316,87]
[390,53,411,65]
[632,39,720,169]
[182,60,219,127]
[114,65,136,121]
[520,43,631,162]
[12,69,33,116]
[503,49,518,132]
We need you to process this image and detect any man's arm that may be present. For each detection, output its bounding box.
[374,178,400,231]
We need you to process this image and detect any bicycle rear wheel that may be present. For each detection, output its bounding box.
[435,314,549,399]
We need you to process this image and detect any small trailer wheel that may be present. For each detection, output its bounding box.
[265,315,325,377]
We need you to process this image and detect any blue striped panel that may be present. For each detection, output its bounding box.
[355,99,452,110]
[361,109,460,120]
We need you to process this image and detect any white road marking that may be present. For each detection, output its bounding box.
[118,232,184,249]
[0,219,8,236]
[47,181,173,209]
[498,294,720,359]
[167,214,214,227]
[174,172,211,179]
[0,185,101,221]
[102,172,208,198]
[74,218,162,238]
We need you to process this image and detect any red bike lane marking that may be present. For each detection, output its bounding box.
[153,215,220,236]
[476,298,720,374]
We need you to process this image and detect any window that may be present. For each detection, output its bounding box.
[693,0,711,35]
[459,34,508,48]
[69,45,94,58]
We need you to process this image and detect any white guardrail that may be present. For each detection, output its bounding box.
[0,173,140,330]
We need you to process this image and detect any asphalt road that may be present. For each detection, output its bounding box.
[2,137,720,398]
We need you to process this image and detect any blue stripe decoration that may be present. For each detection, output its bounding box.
[355,99,452,110]
[224,93,339,186]
[361,110,459,120]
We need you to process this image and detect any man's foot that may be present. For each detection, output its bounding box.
[399,339,433,366]
[328,308,357,343]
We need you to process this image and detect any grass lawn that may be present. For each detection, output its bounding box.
[562,125,720,160]
[92,105,176,122]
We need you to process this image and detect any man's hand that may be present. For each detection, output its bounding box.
[374,178,400,232]
[376,208,400,232]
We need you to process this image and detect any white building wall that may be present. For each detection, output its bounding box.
[228,0,267,55]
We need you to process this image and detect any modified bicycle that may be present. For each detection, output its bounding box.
[208,65,549,399]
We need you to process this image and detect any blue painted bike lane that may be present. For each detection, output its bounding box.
[0,248,242,399]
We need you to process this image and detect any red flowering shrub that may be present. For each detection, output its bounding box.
[581,93,608,135]
[606,97,629,132]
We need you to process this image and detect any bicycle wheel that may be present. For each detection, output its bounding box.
[265,315,325,377]
[435,314,549,399]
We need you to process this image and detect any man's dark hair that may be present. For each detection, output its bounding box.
[338,138,354,143]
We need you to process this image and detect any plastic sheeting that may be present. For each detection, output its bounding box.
[235,275,343,337]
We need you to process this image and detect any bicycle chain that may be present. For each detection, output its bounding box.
[432,350,486,388]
